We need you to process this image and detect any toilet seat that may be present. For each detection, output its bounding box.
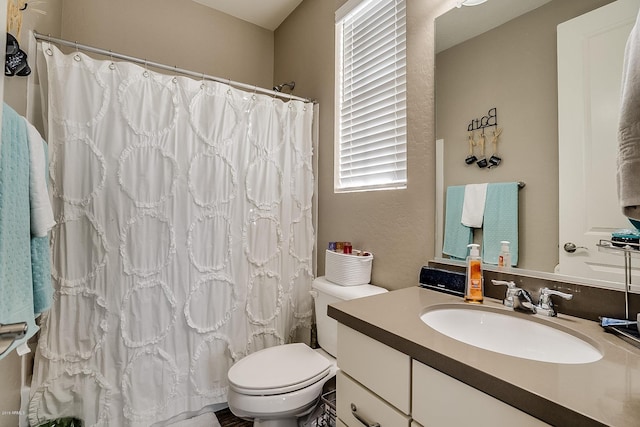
[228,343,331,396]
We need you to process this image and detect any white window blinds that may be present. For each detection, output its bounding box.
[336,0,407,192]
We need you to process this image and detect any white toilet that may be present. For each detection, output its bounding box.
[227,276,387,426]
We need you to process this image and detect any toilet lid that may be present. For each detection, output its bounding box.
[228,343,332,396]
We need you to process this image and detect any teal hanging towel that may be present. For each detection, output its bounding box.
[482,182,519,265]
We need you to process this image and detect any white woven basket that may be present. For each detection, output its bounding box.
[325,250,373,286]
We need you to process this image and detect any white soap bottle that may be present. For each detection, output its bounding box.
[498,241,511,270]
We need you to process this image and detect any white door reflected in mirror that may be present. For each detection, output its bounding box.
[557,0,640,289]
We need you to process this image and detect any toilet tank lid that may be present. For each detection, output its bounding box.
[312,276,388,300]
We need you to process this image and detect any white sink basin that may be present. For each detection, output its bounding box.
[420,306,602,364]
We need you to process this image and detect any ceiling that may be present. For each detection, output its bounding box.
[436,0,552,53]
[192,0,553,45]
[191,0,304,31]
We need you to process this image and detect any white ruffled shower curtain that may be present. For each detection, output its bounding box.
[28,44,316,426]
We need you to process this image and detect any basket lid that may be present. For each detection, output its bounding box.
[312,276,387,300]
[325,249,373,259]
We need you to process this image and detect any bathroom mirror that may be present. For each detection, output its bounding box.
[435,0,639,289]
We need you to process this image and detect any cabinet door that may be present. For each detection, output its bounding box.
[337,371,411,427]
[412,360,550,427]
[337,323,411,413]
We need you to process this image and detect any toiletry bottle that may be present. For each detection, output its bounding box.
[498,240,511,270]
[464,244,484,304]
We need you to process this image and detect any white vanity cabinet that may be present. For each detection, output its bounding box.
[336,323,549,427]
[412,360,550,427]
[336,323,411,426]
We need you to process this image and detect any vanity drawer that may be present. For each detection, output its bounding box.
[412,360,550,427]
[337,323,411,413]
[337,371,411,427]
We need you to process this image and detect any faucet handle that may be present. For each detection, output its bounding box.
[537,287,573,316]
[540,287,573,301]
[491,280,517,308]
[491,280,515,288]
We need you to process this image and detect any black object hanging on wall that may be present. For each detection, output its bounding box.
[5,32,31,77]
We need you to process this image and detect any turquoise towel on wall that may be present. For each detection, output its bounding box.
[0,104,40,358]
[483,182,519,265]
[443,185,472,260]
[32,235,52,315]
[32,139,52,315]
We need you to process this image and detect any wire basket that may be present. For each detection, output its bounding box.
[319,389,336,427]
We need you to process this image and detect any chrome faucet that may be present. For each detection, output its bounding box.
[535,287,573,317]
[491,280,536,313]
[513,288,536,313]
[491,281,574,317]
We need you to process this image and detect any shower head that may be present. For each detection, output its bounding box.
[273,81,295,92]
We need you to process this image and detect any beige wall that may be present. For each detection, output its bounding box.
[275,0,457,290]
[436,0,613,272]
[59,0,275,91]
[4,0,62,117]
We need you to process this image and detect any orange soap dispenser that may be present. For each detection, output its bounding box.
[464,243,484,304]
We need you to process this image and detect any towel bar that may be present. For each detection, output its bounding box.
[0,322,27,357]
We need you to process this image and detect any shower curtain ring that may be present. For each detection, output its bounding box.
[45,34,53,56]
[108,50,115,70]
[200,72,205,89]
[172,66,178,84]
[143,60,149,77]
[74,41,81,61]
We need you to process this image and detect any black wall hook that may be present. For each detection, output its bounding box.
[5,32,31,77]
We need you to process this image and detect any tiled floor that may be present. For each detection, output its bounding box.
[214,408,253,426]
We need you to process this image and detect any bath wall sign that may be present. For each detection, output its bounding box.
[467,107,497,132]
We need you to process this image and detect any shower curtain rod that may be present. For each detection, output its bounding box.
[33,31,312,103]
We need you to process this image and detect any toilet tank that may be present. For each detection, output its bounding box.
[311,276,387,358]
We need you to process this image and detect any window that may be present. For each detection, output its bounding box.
[335,0,407,192]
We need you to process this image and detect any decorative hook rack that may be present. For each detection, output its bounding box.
[467,107,497,132]
[464,108,504,168]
